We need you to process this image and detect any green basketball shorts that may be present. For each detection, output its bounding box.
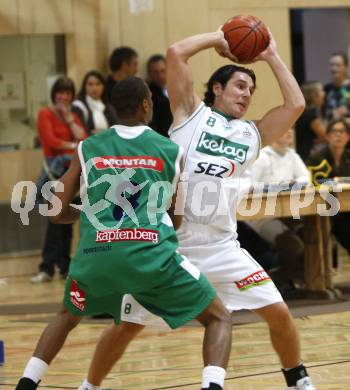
[63,254,216,329]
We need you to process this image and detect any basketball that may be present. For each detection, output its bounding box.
[222,15,270,64]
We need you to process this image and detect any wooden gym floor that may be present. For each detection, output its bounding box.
[1,254,350,389]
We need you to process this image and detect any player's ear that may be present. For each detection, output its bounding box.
[142,98,149,111]
[212,82,223,97]
[142,98,152,114]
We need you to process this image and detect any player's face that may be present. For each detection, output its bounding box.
[85,75,104,100]
[148,60,167,88]
[327,122,350,149]
[214,72,255,118]
[329,55,348,82]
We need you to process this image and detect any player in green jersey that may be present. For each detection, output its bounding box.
[16,77,232,390]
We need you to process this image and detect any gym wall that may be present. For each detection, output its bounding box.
[1,0,349,120]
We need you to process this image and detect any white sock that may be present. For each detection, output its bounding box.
[22,357,49,383]
[201,365,226,388]
[78,378,101,390]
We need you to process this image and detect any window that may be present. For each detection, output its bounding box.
[0,35,66,150]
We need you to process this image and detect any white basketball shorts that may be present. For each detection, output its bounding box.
[121,238,283,326]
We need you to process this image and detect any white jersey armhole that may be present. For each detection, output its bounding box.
[77,141,88,187]
[248,120,262,160]
[169,102,206,136]
[173,145,184,189]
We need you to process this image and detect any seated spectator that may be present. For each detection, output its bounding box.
[105,46,139,103]
[295,81,327,161]
[248,129,311,292]
[72,70,117,135]
[31,77,87,283]
[307,119,350,257]
[252,129,310,185]
[323,52,350,122]
[147,54,173,136]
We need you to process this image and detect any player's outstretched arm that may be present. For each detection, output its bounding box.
[254,32,305,146]
[167,30,234,127]
[49,151,82,224]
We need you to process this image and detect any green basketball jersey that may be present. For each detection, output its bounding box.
[70,125,182,296]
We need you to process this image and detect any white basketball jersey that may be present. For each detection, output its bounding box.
[169,102,261,244]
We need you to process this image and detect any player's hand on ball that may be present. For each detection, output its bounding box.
[215,29,238,62]
[252,29,277,62]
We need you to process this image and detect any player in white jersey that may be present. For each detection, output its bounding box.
[166,102,277,311]
[77,30,316,390]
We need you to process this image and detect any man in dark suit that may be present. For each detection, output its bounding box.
[147,54,173,137]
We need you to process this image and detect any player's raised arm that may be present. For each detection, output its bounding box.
[254,32,305,146]
[166,30,234,127]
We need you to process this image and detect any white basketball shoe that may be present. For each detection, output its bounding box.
[287,376,316,389]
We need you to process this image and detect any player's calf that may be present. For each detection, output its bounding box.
[255,303,316,389]
[16,306,81,390]
[196,297,232,390]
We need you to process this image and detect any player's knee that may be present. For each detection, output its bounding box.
[266,303,293,330]
[214,308,232,328]
[56,306,81,330]
[118,321,145,339]
[198,298,231,327]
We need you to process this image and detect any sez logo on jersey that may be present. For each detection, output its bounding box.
[194,160,235,178]
[196,131,249,164]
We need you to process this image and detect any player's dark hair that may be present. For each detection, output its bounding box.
[330,51,349,66]
[204,65,256,107]
[111,76,150,118]
[147,54,166,72]
[326,118,350,134]
[109,46,138,72]
[50,76,75,104]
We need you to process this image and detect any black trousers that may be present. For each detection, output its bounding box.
[39,220,73,276]
[332,212,350,255]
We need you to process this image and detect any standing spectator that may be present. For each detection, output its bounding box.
[147,54,173,136]
[295,81,327,161]
[323,52,350,121]
[307,119,350,257]
[72,70,117,135]
[31,77,87,283]
[105,47,139,103]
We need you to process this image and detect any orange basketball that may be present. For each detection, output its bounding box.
[222,15,270,64]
